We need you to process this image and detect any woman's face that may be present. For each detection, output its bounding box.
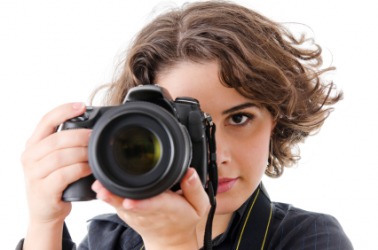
[156,61,275,215]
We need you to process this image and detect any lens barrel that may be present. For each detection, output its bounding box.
[88,101,192,199]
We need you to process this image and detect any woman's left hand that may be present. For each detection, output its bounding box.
[91,167,210,249]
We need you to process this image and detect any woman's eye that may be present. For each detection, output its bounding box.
[228,113,253,126]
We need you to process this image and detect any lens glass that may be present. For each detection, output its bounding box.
[112,126,161,175]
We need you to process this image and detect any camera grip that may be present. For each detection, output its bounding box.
[62,175,97,201]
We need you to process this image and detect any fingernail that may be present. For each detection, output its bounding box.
[187,169,198,185]
[123,199,136,209]
[91,181,100,192]
[96,193,110,202]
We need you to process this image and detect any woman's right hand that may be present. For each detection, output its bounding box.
[21,103,92,249]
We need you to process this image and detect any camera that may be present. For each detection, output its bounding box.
[61,85,214,201]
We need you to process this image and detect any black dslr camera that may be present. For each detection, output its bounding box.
[61,85,214,201]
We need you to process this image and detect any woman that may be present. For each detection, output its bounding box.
[19,1,353,249]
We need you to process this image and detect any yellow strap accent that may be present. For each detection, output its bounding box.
[235,188,273,250]
[235,188,260,250]
[260,203,273,250]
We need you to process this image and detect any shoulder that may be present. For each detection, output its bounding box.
[89,213,128,226]
[87,213,131,235]
[272,202,340,227]
[79,213,143,250]
[267,202,353,249]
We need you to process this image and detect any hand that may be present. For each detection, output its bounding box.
[92,168,210,249]
[21,103,92,226]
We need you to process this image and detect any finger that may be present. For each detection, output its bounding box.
[31,146,89,179]
[91,178,175,211]
[93,182,174,214]
[118,169,206,213]
[45,162,92,193]
[23,129,91,165]
[91,180,124,205]
[180,168,210,217]
[26,102,86,147]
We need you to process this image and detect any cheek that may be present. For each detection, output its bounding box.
[237,132,270,175]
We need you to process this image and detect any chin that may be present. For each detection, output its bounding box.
[215,192,246,215]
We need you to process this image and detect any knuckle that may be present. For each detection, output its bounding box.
[44,135,58,151]
[76,162,91,175]
[49,133,65,149]
[50,151,64,166]
[79,147,89,160]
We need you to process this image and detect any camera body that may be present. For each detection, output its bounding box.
[61,85,210,201]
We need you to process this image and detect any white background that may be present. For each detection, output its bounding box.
[1,0,377,249]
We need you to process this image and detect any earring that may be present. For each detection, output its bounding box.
[266,138,276,176]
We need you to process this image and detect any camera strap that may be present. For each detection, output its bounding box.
[233,184,273,250]
[201,115,273,250]
[203,116,218,250]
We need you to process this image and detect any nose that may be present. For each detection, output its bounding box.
[214,128,231,166]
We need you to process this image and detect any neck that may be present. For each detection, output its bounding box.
[196,212,233,248]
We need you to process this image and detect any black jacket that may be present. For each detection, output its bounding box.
[17,185,353,249]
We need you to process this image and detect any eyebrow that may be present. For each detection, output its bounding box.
[222,102,258,115]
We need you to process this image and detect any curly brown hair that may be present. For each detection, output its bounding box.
[94,1,342,177]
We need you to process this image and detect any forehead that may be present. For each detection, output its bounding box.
[155,61,250,109]
[156,61,236,98]
[156,61,219,95]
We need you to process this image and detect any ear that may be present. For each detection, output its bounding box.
[270,116,278,134]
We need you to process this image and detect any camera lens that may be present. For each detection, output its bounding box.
[113,126,161,175]
[88,102,192,199]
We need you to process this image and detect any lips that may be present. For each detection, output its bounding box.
[217,177,238,194]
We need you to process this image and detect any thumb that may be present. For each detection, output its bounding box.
[180,168,210,217]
